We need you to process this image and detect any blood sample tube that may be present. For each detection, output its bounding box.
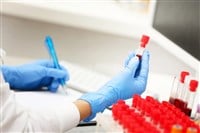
[173,71,190,107]
[184,80,199,117]
[136,35,150,59]
[135,35,150,77]
[170,124,183,133]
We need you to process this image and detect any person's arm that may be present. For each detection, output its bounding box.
[0,62,80,132]
[1,49,149,131]
[0,78,80,132]
[73,100,91,120]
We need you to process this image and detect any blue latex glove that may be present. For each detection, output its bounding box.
[80,51,150,121]
[1,60,69,92]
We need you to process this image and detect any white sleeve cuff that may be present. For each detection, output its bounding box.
[0,71,11,106]
[54,102,80,131]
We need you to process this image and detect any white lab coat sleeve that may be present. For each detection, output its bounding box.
[0,73,80,132]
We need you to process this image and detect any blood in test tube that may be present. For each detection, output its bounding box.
[136,35,150,59]
[135,35,150,77]
[183,80,198,117]
[170,124,183,133]
[173,71,190,109]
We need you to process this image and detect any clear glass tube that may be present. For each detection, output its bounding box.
[169,76,177,104]
[194,104,200,126]
[176,82,185,99]
[174,81,186,109]
[194,104,200,120]
[183,80,198,117]
[184,91,196,116]
[173,71,189,110]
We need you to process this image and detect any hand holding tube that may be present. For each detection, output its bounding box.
[80,50,150,121]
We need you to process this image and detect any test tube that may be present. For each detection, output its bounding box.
[183,80,198,117]
[169,76,177,104]
[173,71,189,108]
[135,35,150,59]
[134,35,150,77]
[194,104,200,125]
[170,124,183,133]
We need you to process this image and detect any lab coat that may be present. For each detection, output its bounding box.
[0,73,80,132]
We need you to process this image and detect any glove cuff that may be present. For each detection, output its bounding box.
[1,66,23,90]
[79,90,117,122]
[1,66,14,84]
[79,92,107,121]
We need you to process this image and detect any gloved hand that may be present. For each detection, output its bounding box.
[80,50,150,121]
[1,59,69,92]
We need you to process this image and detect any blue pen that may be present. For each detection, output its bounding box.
[45,36,67,91]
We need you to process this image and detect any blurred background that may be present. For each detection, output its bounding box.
[1,0,199,107]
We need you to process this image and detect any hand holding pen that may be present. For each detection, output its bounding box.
[45,36,67,92]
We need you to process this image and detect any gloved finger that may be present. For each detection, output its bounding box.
[29,59,54,67]
[124,52,136,67]
[48,79,60,92]
[59,65,70,81]
[126,56,139,76]
[37,60,70,81]
[137,50,150,81]
[45,68,69,81]
[32,60,70,79]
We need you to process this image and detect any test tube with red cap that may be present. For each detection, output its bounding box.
[171,71,189,107]
[173,71,189,109]
[136,35,150,59]
[184,80,199,117]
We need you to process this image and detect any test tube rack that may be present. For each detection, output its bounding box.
[111,95,200,133]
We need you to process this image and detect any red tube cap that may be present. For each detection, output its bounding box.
[140,35,150,48]
[189,80,198,92]
[180,71,190,83]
